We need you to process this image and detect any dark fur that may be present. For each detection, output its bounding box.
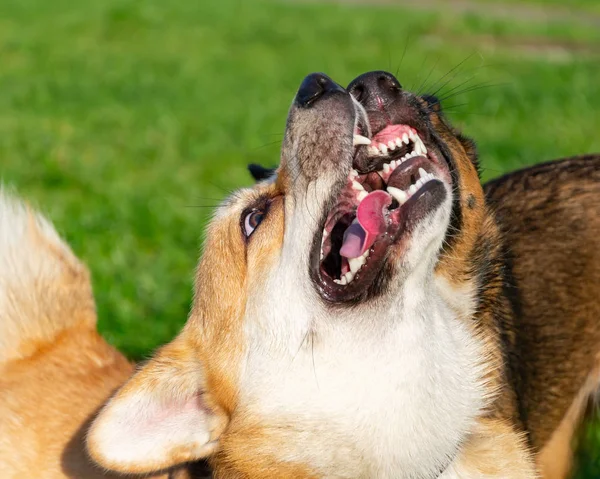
[485,154,600,450]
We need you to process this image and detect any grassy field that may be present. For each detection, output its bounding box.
[0,0,598,475]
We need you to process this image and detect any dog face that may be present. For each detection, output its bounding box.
[89,72,491,478]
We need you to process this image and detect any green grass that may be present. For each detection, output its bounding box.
[0,0,598,475]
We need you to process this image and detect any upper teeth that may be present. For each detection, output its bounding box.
[325,130,437,286]
[348,130,435,209]
[364,130,427,160]
[353,134,371,146]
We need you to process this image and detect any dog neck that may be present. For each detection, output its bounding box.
[233,269,487,478]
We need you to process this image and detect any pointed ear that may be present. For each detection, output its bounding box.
[87,336,226,475]
[248,163,276,182]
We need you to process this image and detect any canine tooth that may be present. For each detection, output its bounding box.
[348,256,366,274]
[361,249,370,259]
[352,180,365,191]
[353,134,371,146]
[402,133,409,144]
[350,169,358,178]
[414,137,427,155]
[387,186,408,205]
[388,140,396,150]
[418,168,427,179]
[383,163,391,174]
[340,276,348,285]
[368,145,380,156]
[334,279,342,285]
[357,190,368,201]
[379,144,388,155]
[344,272,354,283]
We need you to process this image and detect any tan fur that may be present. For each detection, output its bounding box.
[538,359,600,479]
[453,418,536,478]
[0,327,134,478]
[0,193,178,478]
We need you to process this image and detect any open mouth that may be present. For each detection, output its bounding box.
[314,122,449,302]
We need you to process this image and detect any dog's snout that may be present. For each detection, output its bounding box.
[295,73,346,108]
[348,71,402,109]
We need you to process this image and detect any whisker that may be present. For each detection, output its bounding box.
[425,53,478,98]
[395,33,411,80]
[415,56,440,96]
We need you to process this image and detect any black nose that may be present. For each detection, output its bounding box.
[295,73,346,108]
[347,71,402,106]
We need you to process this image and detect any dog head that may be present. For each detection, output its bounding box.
[88,72,491,478]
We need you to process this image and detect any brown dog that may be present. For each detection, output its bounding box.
[85,71,599,478]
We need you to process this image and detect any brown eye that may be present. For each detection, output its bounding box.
[242,209,265,238]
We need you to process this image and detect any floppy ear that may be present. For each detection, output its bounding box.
[87,336,225,475]
[248,163,276,182]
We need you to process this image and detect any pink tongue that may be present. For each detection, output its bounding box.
[340,191,391,259]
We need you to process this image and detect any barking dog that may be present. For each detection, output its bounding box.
[87,71,600,478]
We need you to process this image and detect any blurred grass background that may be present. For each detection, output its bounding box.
[0,0,598,475]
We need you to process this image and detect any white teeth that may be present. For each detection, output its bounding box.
[418,168,427,179]
[348,255,366,274]
[387,186,408,205]
[388,140,396,150]
[383,163,391,174]
[395,138,403,148]
[352,180,364,191]
[353,134,371,146]
[379,144,388,155]
[409,184,417,195]
[368,145,380,156]
[390,160,398,168]
[414,137,427,156]
[357,190,368,201]
[335,250,370,286]
[350,169,358,178]
[402,133,409,144]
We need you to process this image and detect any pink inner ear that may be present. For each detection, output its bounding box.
[140,393,208,433]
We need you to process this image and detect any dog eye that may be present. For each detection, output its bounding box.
[242,209,265,238]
